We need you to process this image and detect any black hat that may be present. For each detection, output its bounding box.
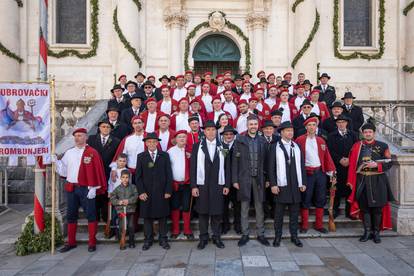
[261,120,275,129]
[188,115,200,123]
[158,75,170,82]
[111,84,123,92]
[202,120,217,129]
[106,107,120,114]
[97,119,113,129]
[319,73,331,80]
[143,80,155,88]
[335,114,350,122]
[271,109,283,117]
[341,92,356,100]
[125,80,137,88]
[222,125,238,135]
[361,122,376,132]
[242,72,252,78]
[300,99,313,109]
[277,121,294,133]
[279,80,291,88]
[142,132,161,141]
[331,101,344,109]
[234,74,243,81]
[259,77,268,83]
[134,72,146,78]
[303,79,313,86]
[309,112,321,120]
[130,93,145,101]
[170,76,177,81]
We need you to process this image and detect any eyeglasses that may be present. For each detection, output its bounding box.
[144,86,152,89]
[302,106,312,109]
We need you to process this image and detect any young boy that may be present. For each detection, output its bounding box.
[110,169,138,250]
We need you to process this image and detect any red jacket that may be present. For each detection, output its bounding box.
[170,111,193,131]
[78,145,107,195]
[157,99,178,115]
[206,110,234,126]
[155,129,175,151]
[140,110,165,131]
[271,102,299,121]
[312,101,330,122]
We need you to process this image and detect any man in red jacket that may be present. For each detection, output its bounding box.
[296,117,336,233]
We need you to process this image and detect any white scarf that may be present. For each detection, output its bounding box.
[275,141,303,187]
[196,141,226,185]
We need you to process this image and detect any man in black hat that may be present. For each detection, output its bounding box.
[220,125,241,234]
[314,73,336,107]
[142,81,161,101]
[190,120,230,249]
[134,72,146,91]
[108,84,127,112]
[120,93,145,131]
[342,92,364,132]
[295,112,328,141]
[242,72,254,89]
[136,132,173,250]
[233,115,269,247]
[155,75,171,99]
[293,99,313,139]
[232,74,244,95]
[270,109,283,135]
[87,120,120,222]
[106,107,129,140]
[268,121,306,247]
[347,122,395,243]
[123,81,138,107]
[322,101,351,134]
[327,115,359,218]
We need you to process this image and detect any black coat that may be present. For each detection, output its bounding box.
[342,104,364,132]
[327,130,359,197]
[232,86,244,95]
[120,107,144,131]
[321,116,354,134]
[268,141,306,204]
[87,134,120,180]
[110,121,130,140]
[292,115,307,139]
[314,84,336,107]
[190,139,231,215]
[135,150,173,218]
[107,98,128,113]
[231,134,267,202]
[263,134,280,181]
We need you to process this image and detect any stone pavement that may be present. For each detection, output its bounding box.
[1,206,414,275]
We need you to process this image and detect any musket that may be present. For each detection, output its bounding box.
[328,173,337,232]
[104,201,112,238]
[120,206,127,249]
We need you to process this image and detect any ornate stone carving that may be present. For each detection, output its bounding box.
[209,11,226,32]
[164,11,188,28]
[246,12,268,29]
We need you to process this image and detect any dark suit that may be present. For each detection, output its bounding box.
[322,116,354,134]
[107,98,128,113]
[232,87,244,96]
[110,121,130,140]
[314,84,336,107]
[292,114,307,139]
[87,134,120,222]
[342,104,364,132]
[120,107,143,131]
[263,134,280,219]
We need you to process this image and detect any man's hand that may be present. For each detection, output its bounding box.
[164,193,171,199]
[111,170,118,182]
[223,188,229,195]
[265,181,270,188]
[87,187,97,199]
[192,188,199,197]
[366,161,378,169]
[271,186,280,195]
[124,199,129,205]
[139,193,148,201]
[186,152,192,159]
[300,186,306,192]
[340,158,349,167]
[233,183,240,190]
[118,200,124,205]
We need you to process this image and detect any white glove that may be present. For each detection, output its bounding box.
[87,187,97,199]
[51,154,57,163]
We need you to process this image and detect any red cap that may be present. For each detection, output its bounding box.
[216,74,224,79]
[283,72,292,78]
[203,72,213,77]
[242,80,251,85]
[303,117,318,126]
[223,89,233,94]
[176,75,185,80]
[310,89,320,95]
[147,75,155,79]
[296,84,305,89]
[72,128,87,136]
[160,84,170,90]
[202,82,211,87]
[238,99,248,106]
[118,74,126,81]
[174,130,188,138]
[279,88,289,94]
[223,70,232,75]
[267,73,275,79]
[223,78,233,83]
[187,84,196,89]
[268,84,278,90]
[257,70,265,78]
[190,98,201,105]
[249,96,259,102]
[178,97,189,104]
[145,97,157,105]
[194,74,201,78]
[254,87,264,93]
[157,113,170,121]
[185,70,193,75]
[130,115,143,124]
[211,95,222,103]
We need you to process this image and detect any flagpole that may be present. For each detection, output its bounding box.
[50,78,56,254]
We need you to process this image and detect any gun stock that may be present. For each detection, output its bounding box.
[328,175,337,232]
[104,202,111,238]
[120,206,127,249]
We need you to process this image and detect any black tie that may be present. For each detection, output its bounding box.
[102,136,106,146]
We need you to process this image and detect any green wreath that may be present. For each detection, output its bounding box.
[184,12,251,72]
[0,42,24,63]
[333,0,385,60]
[48,0,99,59]
[403,1,414,16]
[403,1,414,72]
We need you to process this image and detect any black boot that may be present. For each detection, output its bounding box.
[359,213,372,242]
[273,236,281,247]
[372,212,382,244]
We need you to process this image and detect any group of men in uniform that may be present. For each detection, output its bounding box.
[54,70,395,252]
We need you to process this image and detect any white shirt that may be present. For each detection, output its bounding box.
[160,100,172,115]
[149,149,158,162]
[305,136,321,167]
[201,94,213,113]
[214,110,225,123]
[56,146,85,183]
[279,102,291,123]
[168,146,186,181]
[304,90,310,97]
[240,92,251,101]
[132,107,140,116]
[206,139,216,161]
[195,85,202,97]
[173,87,187,101]
[123,133,145,168]
[265,97,277,109]
[311,102,320,115]
[175,112,190,131]
[223,101,237,119]
[217,85,225,94]
[159,130,170,151]
[145,112,157,132]
[100,134,109,145]
[294,96,305,111]
[236,112,249,134]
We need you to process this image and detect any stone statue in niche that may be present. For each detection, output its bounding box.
[209,11,226,32]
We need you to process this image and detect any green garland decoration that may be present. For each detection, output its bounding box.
[15,0,23,7]
[316,62,320,84]
[291,8,320,68]
[113,7,142,67]
[208,11,226,18]
[184,12,251,72]
[333,0,385,60]
[15,213,63,256]
[403,1,414,16]
[132,0,142,11]
[48,0,99,59]
[0,42,24,63]
[403,65,414,73]
[291,0,305,13]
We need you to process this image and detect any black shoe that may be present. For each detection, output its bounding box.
[58,244,77,253]
[160,241,170,250]
[197,240,208,250]
[359,231,372,242]
[273,236,281,247]
[238,235,249,247]
[333,209,340,219]
[222,224,230,235]
[185,234,195,240]
[128,243,136,248]
[142,241,152,251]
[107,230,116,239]
[88,246,96,252]
[257,236,270,246]
[212,237,225,249]
[120,245,126,250]
[234,224,242,235]
[299,228,308,234]
[291,237,303,247]
[170,234,179,239]
[372,231,381,244]
[314,227,328,234]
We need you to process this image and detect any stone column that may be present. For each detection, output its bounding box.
[405,8,414,100]
[116,0,140,77]
[293,0,317,83]
[164,11,188,75]
[246,12,268,79]
[0,1,20,81]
